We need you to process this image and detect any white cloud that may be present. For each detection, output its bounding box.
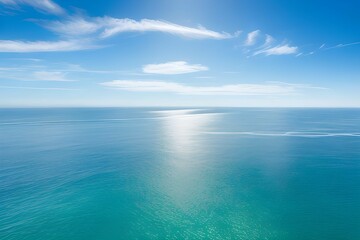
[11,58,43,62]
[244,30,260,46]
[0,40,96,52]
[32,71,72,81]
[142,61,208,75]
[326,41,360,50]
[234,30,242,37]
[0,67,23,71]
[42,17,232,39]
[12,17,232,53]
[0,85,76,90]
[254,44,298,56]
[0,63,75,81]
[101,18,232,39]
[0,70,74,81]
[101,80,309,95]
[263,34,275,47]
[40,17,103,36]
[0,0,65,15]
[240,30,299,57]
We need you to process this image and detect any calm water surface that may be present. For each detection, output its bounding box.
[0,108,359,239]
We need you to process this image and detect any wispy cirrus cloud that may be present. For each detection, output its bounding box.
[142,61,208,75]
[244,30,260,46]
[0,63,75,81]
[0,61,126,77]
[1,70,74,81]
[254,44,298,56]
[0,0,65,15]
[0,40,97,52]
[263,34,275,47]
[41,17,233,40]
[239,29,298,56]
[1,15,233,52]
[0,66,24,71]
[101,80,316,95]
[1,0,299,58]
[38,16,103,36]
[324,41,360,50]
[100,18,232,39]
[296,41,360,57]
[32,71,72,81]
[0,85,77,90]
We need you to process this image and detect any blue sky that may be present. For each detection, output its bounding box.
[0,0,359,107]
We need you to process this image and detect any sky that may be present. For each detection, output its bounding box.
[0,0,359,107]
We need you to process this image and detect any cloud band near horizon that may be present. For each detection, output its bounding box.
[100,80,317,95]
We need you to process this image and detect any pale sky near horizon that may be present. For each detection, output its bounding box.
[0,0,359,107]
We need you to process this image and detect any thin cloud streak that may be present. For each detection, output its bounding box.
[254,44,298,56]
[0,62,133,76]
[0,0,65,15]
[0,69,75,81]
[4,16,233,52]
[101,18,232,39]
[32,71,73,81]
[100,80,315,95]
[0,40,97,52]
[263,34,275,47]
[42,17,233,39]
[324,41,360,50]
[0,85,77,90]
[240,30,298,57]
[142,61,208,75]
[39,16,103,36]
[244,30,260,46]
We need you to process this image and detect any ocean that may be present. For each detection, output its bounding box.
[0,108,359,239]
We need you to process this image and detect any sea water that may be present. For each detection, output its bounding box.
[0,108,359,239]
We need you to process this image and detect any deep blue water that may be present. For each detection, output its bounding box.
[0,108,359,239]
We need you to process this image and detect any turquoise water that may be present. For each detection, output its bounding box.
[0,108,359,239]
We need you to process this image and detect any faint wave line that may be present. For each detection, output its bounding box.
[149,109,205,115]
[0,113,223,126]
[0,117,163,126]
[203,131,360,137]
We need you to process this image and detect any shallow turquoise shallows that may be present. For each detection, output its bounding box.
[1,108,359,240]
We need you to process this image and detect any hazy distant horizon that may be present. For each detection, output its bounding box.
[1,105,360,109]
